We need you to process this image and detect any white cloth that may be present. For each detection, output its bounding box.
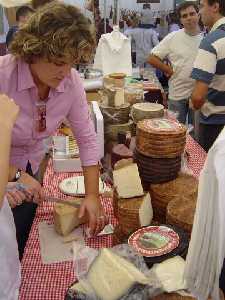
[151,29,203,101]
[0,197,20,300]
[184,127,225,300]
[0,7,8,43]
[125,27,159,67]
[94,28,132,76]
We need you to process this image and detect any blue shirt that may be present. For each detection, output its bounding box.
[192,17,225,124]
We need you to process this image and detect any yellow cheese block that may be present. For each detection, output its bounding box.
[53,201,86,236]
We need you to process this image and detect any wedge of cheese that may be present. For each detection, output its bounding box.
[153,256,186,292]
[113,163,144,198]
[53,201,86,236]
[70,279,94,295]
[87,248,148,300]
[139,193,153,227]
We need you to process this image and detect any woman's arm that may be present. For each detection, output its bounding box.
[0,95,19,208]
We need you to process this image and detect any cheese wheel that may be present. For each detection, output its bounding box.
[53,201,86,236]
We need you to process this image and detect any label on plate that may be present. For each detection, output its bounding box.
[128,226,179,257]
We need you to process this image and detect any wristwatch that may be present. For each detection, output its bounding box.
[13,169,22,182]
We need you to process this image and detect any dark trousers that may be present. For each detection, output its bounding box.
[199,123,224,152]
[12,202,37,260]
[12,162,38,260]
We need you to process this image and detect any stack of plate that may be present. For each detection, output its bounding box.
[166,193,197,236]
[150,173,198,223]
[134,150,181,184]
[131,103,164,124]
[99,102,131,125]
[136,119,187,158]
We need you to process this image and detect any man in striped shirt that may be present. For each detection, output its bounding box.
[191,0,225,152]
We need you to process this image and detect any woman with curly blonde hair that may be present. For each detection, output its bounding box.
[0,1,105,260]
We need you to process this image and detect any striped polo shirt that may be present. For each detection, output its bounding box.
[192,17,225,124]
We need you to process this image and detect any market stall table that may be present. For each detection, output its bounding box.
[19,135,206,300]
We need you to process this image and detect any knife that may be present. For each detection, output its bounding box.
[45,196,82,208]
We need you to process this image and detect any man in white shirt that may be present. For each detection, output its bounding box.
[0,95,20,300]
[148,1,203,124]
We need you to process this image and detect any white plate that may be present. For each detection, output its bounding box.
[59,176,105,196]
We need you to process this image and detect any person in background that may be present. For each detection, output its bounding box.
[141,3,154,28]
[168,12,180,33]
[0,5,9,55]
[148,1,203,124]
[6,6,34,49]
[0,95,20,300]
[124,17,139,65]
[125,16,159,68]
[190,0,225,152]
[1,2,106,260]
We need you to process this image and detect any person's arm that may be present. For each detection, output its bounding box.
[148,54,173,77]
[191,80,209,110]
[67,72,105,235]
[190,37,217,109]
[147,32,174,77]
[0,95,19,208]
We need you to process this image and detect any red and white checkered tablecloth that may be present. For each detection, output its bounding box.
[19,136,206,300]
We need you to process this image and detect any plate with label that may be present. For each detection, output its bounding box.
[59,176,105,196]
[128,226,179,257]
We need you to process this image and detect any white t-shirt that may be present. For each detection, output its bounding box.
[151,29,203,101]
[0,197,21,300]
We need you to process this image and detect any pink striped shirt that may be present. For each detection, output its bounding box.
[0,54,99,173]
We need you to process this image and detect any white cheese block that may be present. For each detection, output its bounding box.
[70,279,94,295]
[87,248,148,300]
[113,163,144,198]
[53,201,86,236]
[153,256,186,292]
[114,89,125,107]
[139,193,153,227]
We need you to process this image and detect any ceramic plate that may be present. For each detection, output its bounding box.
[59,176,105,196]
[128,226,179,257]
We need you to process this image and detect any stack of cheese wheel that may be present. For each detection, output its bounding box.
[113,190,153,241]
[135,118,186,185]
[131,102,164,124]
[105,120,134,142]
[136,118,186,158]
[111,144,133,169]
[134,149,181,184]
[99,102,131,125]
[150,173,198,223]
[166,192,197,236]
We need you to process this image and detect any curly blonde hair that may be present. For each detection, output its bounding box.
[10,1,96,64]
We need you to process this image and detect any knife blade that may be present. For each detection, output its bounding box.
[45,196,82,208]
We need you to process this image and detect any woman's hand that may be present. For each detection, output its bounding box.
[18,172,44,204]
[6,183,26,208]
[78,194,107,236]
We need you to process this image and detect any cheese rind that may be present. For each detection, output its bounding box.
[87,248,148,300]
[139,193,153,227]
[53,201,86,236]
